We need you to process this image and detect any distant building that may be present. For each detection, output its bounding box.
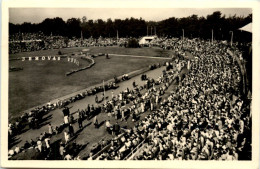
[139,36,157,45]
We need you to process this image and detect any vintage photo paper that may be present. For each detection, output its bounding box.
[1,0,260,168]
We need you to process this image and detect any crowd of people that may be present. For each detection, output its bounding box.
[85,39,250,160]
[8,35,251,160]
[130,39,250,160]
[9,32,129,54]
[9,32,66,54]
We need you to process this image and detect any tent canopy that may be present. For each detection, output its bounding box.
[139,36,156,45]
[239,23,252,33]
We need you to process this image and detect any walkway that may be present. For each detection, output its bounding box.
[10,66,167,159]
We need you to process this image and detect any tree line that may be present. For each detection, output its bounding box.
[9,11,252,42]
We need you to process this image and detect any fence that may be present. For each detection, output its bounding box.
[123,138,147,160]
[92,133,125,160]
[227,49,247,95]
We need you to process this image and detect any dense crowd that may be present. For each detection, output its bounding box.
[8,36,251,160]
[130,39,251,160]
[9,32,129,54]
[87,39,251,160]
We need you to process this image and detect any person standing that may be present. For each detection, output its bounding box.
[106,120,112,133]
[113,122,120,136]
[150,98,154,111]
[59,142,65,159]
[119,92,123,101]
[93,115,98,128]
[121,109,126,122]
[78,115,83,129]
[155,94,159,105]
[111,91,114,99]
[64,130,70,144]
[62,106,70,117]
[133,81,136,88]
[37,138,42,152]
[69,124,75,136]
[64,115,69,125]
[48,124,53,135]
[95,95,98,103]
[45,136,51,149]
[87,104,90,114]
[141,102,145,113]
[132,112,137,122]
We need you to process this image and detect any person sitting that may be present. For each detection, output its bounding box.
[14,146,20,154]
[64,153,72,160]
[8,149,15,158]
[23,140,31,149]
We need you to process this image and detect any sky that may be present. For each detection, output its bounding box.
[9,8,252,24]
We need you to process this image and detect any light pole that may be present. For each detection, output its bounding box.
[230,31,233,46]
[117,30,119,42]
[182,29,184,40]
[211,29,214,44]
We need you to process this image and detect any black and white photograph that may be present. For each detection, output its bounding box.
[1,0,259,168]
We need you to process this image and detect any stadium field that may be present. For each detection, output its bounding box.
[9,46,173,59]
[9,47,170,120]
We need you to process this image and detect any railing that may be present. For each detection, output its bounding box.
[227,49,247,95]
[92,133,125,160]
[92,144,112,160]
[123,135,152,160]
[123,139,146,160]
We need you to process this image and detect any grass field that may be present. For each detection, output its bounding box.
[9,47,170,120]
[88,46,173,57]
[9,46,173,59]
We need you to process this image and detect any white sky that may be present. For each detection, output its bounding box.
[9,8,252,24]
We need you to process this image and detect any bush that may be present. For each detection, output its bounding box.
[127,38,140,48]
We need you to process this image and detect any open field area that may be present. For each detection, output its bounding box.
[9,47,170,120]
[9,46,173,59]
[88,46,173,57]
